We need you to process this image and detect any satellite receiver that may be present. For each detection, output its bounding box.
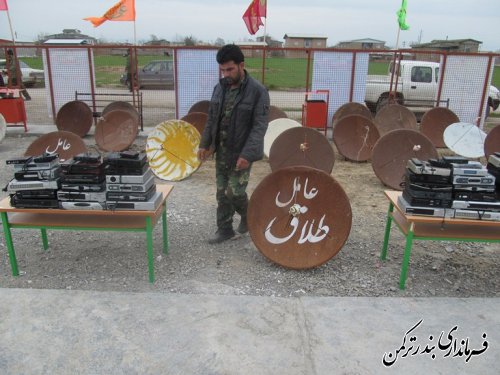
[483,124,500,159]
[332,102,373,129]
[188,100,210,115]
[268,126,335,173]
[374,103,417,136]
[24,130,87,162]
[443,122,486,158]
[180,111,207,136]
[268,105,288,122]
[263,118,302,158]
[95,109,138,152]
[146,119,201,181]
[420,107,459,148]
[372,129,438,190]
[0,113,6,143]
[332,114,380,162]
[55,100,93,138]
[247,166,352,269]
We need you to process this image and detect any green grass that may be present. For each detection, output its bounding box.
[17,55,500,90]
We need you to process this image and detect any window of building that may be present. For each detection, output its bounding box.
[304,39,312,48]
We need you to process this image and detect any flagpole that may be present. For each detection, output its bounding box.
[133,20,137,45]
[6,8,16,44]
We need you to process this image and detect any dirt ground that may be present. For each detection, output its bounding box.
[0,130,499,297]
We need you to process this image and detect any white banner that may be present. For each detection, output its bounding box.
[42,48,95,118]
[176,49,219,119]
[311,51,369,126]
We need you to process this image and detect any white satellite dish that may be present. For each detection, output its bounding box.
[264,118,302,158]
[443,122,487,158]
[0,114,6,143]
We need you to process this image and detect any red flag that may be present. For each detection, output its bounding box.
[0,0,8,11]
[242,0,267,35]
[83,0,135,27]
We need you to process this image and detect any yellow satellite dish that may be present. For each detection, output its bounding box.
[146,119,201,181]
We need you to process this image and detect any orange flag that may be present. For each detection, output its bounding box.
[242,0,267,35]
[84,0,136,27]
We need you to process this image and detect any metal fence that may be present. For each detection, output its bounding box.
[1,44,499,130]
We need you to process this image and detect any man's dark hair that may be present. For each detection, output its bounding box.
[216,44,244,64]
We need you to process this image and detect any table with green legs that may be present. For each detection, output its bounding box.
[0,184,173,283]
[381,190,500,289]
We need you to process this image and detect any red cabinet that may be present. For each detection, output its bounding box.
[0,97,27,132]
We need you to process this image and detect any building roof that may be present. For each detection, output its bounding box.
[337,38,386,44]
[412,38,482,48]
[283,34,328,39]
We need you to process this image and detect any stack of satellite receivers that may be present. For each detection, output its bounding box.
[5,151,161,211]
[397,154,500,221]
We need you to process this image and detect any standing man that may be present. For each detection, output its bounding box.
[6,49,31,101]
[198,44,270,244]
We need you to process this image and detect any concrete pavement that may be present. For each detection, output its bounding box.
[0,288,498,375]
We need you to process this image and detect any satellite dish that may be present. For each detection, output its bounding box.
[483,124,500,159]
[420,107,459,148]
[188,100,210,115]
[372,129,438,190]
[56,100,93,138]
[102,101,137,117]
[268,105,288,122]
[332,102,372,128]
[146,119,201,181]
[269,126,335,173]
[25,131,87,162]
[374,103,417,136]
[264,118,302,158]
[332,114,380,162]
[180,111,207,136]
[0,113,6,143]
[248,166,352,269]
[95,109,139,152]
[443,122,486,158]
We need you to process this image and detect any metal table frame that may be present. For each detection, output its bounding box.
[380,190,500,289]
[0,185,173,283]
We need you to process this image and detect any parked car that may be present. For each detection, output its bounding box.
[365,60,500,115]
[0,59,45,87]
[120,60,174,89]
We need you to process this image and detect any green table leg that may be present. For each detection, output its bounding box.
[380,202,394,260]
[41,228,49,250]
[399,223,415,290]
[146,216,154,283]
[162,203,168,254]
[1,212,19,276]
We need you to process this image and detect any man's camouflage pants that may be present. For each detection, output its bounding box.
[215,150,251,232]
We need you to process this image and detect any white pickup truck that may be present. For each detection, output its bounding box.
[364,60,500,115]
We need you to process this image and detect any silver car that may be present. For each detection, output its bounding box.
[0,59,45,87]
[120,60,174,89]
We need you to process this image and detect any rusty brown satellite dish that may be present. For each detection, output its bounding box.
[269,127,334,173]
[188,100,210,115]
[248,166,352,269]
[102,101,137,117]
[95,109,138,152]
[333,114,380,162]
[374,103,417,137]
[269,105,288,122]
[420,107,459,148]
[332,102,373,128]
[484,124,500,159]
[372,129,438,190]
[55,100,93,138]
[25,131,87,162]
[180,111,207,136]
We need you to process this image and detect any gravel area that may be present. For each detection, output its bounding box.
[0,132,499,297]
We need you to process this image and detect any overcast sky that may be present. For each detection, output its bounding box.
[1,0,499,51]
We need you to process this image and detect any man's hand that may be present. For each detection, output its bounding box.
[197,148,213,162]
[235,157,250,171]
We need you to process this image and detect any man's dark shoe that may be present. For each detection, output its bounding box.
[208,229,235,244]
[237,217,248,234]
